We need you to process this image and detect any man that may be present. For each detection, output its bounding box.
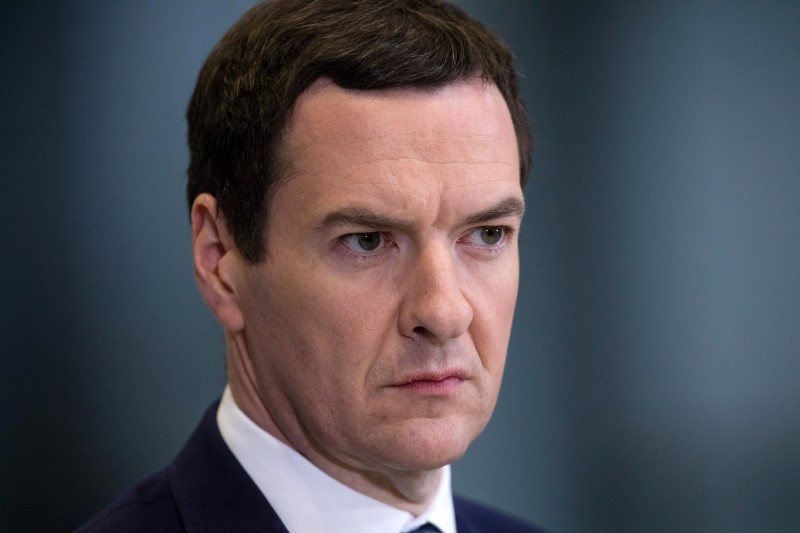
[79,1,541,531]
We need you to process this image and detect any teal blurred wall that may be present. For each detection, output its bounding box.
[2,2,799,531]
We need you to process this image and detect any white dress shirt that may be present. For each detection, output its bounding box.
[217,386,457,533]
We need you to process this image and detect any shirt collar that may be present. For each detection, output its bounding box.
[217,386,456,533]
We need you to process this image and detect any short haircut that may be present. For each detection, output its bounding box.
[187,0,533,262]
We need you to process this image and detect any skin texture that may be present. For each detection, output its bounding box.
[191,78,523,513]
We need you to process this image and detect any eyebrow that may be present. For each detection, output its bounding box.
[460,196,525,226]
[318,196,525,232]
[319,207,413,232]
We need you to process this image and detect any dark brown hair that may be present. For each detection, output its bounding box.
[187,0,532,262]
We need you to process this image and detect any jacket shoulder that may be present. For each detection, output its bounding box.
[75,470,184,532]
[454,495,548,533]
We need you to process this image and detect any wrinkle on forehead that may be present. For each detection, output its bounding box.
[441,176,520,192]
[333,162,519,207]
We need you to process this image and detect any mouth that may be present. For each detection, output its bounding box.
[392,370,467,395]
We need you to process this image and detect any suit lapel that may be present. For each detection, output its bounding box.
[167,402,289,532]
[454,497,480,533]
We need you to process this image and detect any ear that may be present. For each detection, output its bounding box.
[191,193,245,333]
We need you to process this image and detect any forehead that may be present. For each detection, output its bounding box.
[286,78,516,162]
[276,78,521,222]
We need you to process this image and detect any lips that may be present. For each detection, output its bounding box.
[392,370,467,394]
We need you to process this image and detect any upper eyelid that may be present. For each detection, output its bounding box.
[339,231,389,247]
[463,224,516,236]
[340,230,390,241]
[466,224,512,235]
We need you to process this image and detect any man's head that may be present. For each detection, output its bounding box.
[187,0,531,262]
[189,0,531,511]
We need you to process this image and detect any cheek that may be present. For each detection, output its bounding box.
[469,261,518,373]
[267,269,398,377]
[473,253,519,312]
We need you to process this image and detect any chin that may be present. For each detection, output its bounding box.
[378,417,482,472]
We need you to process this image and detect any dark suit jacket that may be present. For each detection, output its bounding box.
[77,402,544,532]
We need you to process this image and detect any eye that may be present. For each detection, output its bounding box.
[479,226,503,245]
[340,232,385,253]
[460,226,508,247]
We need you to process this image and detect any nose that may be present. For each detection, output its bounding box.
[398,243,473,343]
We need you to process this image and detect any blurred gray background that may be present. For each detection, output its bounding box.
[2,1,799,531]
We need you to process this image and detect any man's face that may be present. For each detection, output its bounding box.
[234,78,523,476]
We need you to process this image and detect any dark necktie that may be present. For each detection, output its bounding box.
[408,524,442,533]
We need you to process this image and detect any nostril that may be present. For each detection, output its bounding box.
[413,326,430,336]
